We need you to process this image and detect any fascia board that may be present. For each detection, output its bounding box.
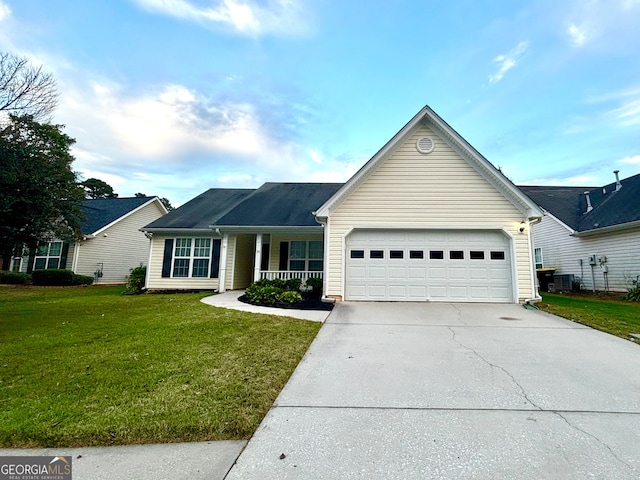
[425,108,543,218]
[572,218,640,237]
[314,106,430,218]
[92,198,163,236]
[543,211,575,234]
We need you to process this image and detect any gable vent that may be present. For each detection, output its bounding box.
[416,136,435,154]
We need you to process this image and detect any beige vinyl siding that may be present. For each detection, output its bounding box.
[269,233,324,270]
[74,202,165,284]
[232,234,255,289]
[326,125,534,302]
[532,216,640,292]
[224,234,236,290]
[146,233,220,290]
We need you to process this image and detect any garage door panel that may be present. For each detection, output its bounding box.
[346,229,513,302]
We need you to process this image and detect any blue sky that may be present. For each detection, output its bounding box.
[1,0,640,205]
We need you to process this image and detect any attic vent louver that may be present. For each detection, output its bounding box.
[416,136,435,154]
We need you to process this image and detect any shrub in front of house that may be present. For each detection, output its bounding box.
[32,269,75,286]
[0,271,31,284]
[123,266,147,295]
[305,277,323,299]
[72,274,95,286]
[622,281,640,302]
[244,278,303,306]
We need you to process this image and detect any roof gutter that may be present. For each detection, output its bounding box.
[572,218,640,237]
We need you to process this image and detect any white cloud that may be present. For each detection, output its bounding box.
[567,23,587,46]
[525,175,598,186]
[131,0,307,35]
[488,41,529,84]
[0,1,10,21]
[587,85,640,126]
[619,155,640,164]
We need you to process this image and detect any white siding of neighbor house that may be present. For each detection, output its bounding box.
[147,233,220,291]
[325,125,535,302]
[75,201,166,284]
[532,215,640,292]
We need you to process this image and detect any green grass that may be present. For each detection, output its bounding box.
[538,292,640,340]
[0,286,321,448]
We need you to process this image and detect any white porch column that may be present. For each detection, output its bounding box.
[253,233,262,282]
[218,234,229,292]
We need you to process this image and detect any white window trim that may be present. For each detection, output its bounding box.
[171,237,213,278]
[289,240,324,271]
[534,247,543,269]
[34,241,64,270]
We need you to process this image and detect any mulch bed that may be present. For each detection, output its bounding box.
[239,294,334,311]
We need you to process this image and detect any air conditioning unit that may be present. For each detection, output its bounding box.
[553,274,575,292]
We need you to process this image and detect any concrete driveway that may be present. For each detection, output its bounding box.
[225,302,640,479]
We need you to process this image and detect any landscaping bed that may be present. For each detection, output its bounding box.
[239,293,333,311]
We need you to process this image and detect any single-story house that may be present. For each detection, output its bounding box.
[520,171,640,292]
[143,106,542,303]
[11,196,167,283]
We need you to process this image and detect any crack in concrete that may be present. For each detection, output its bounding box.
[553,411,635,472]
[448,326,542,410]
[449,304,468,326]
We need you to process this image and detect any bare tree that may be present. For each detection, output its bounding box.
[0,52,58,122]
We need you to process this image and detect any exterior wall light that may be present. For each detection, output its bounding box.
[519,221,526,233]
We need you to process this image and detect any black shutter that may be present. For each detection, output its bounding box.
[60,242,70,270]
[279,242,289,270]
[210,239,221,278]
[161,239,174,278]
[260,243,270,271]
[27,247,36,273]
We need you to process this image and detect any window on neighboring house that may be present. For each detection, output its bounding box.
[534,248,543,269]
[34,241,63,270]
[289,240,323,271]
[172,238,212,278]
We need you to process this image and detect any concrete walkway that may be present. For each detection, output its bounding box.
[0,441,245,480]
[200,290,332,322]
[225,302,640,479]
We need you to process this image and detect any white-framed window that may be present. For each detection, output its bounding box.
[172,238,212,278]
[534,248,543,269]
[34,241,64,270]
[289,240,323,271]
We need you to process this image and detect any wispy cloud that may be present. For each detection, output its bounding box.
[567,23,587,46]
[131,0,308,36]
[0,1,10,21]
[488,41,529,84]
[587,85,640,126]
[619,155,640,164]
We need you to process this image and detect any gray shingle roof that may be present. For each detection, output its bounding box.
[143,189,254,230]
[215,183,344,227]
[142,183,344,231]
[82,197,156,234]
[519,173,640,232]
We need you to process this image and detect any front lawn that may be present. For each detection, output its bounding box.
[538,292,640,340]
[0,286,321,448]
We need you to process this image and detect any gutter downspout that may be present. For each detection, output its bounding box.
[524,216,543,305]
[313,213,335,304]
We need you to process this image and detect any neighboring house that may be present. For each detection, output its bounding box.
[520,172,640,292]
[143,106,542,303]
[11,196,167,283]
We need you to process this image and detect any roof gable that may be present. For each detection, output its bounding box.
[143,189,254,230]
[315,105,542,219]
[83,197,161,235]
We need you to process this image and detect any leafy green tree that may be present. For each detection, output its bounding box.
[0,115,84,268]
[80,178,118,199]
[135,192,174,211]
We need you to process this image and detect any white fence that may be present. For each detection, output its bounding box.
[259,270,322,283]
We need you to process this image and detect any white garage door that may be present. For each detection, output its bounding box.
[346,229,513,302]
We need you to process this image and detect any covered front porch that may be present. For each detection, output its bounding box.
[219,230,324,292]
